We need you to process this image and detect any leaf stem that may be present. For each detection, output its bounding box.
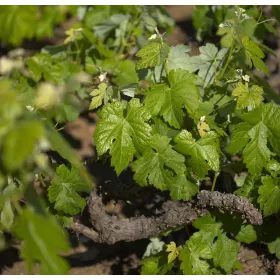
[39,174,46,188]
[211,172,219,192]
[256,18,279,26]
[218,41,234,80]
[164,59,169,79]
[257,42,278,56]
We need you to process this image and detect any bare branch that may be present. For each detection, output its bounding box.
[197,190,263,225]
[71,186,263,245]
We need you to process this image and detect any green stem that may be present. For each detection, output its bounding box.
[56,126,66,132]
[256,18,279,26]
[74,40,81,64]
[256,6,263,24]
[257,42,278,56]
[39,174,46,188]
[211,172,220,192]
[218,40,234,80]
[164,59,169,79]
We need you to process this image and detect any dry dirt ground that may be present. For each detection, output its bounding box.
[1,5,280,275]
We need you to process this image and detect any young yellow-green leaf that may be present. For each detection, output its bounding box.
[48,165,92,216]
[180,232,212,275]
[228,103,280,175]
[166,241,181,263]
[197,116,210,137]
[89,83,108,110]
[14,208,70,275]
[144,69,200,128]
[132,134,186,190]
[217,21,236,48]
[136,41,169,70]
[268,238,280,259]
[64,28,83,44]
[258,176,280,217]
[174,130,220,178]
[236,224,257,244]
[232,82,263,109]
[95,98,152,175]
[242,36,269,76]
[0,200,14,230]
[2,120,44,171]
[169,173,198,201]
[212,232,238,273]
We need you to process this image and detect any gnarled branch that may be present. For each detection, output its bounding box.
[71,187,263,245]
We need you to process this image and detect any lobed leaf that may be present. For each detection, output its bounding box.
[95,98,152,175]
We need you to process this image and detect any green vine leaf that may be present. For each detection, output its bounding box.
[193,214,222,242]
[174,130,220,178]
[167,44,192,72]
[188,214,239,274]
[212,232,238,274]
[141,252,174,275]
[258,176,280,217]
[0,6,37,46]
[14,208,70,275]
[94,13,129,39]
[2,119,44,171]
[228,103,280,175]
[89,83,108,110]
[242,36,269,76]
[132,134,186,190]
[136,41,170,70]
[144,69,200,128]
[48,165,92,216]
[268,238,280,259]
[169,173,198,201]
[236,224,257,244]
[95,98,152,175]
[186,43,228,88]
[0,200,14,230]
[232,82,263,109]
[179,232,212,275]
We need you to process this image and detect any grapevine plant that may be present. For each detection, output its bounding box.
[0,5,280,275]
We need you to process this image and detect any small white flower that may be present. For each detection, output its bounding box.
[242,74,250,82]
[219,22,234,28]
[243,14,253,20]
[98,72,107,83]
[26,105,34,112]
[148,34,158,40]
[200,115,206,123]
[35,82,64,109]
[38,139,50,151]
[0,56,23,75]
